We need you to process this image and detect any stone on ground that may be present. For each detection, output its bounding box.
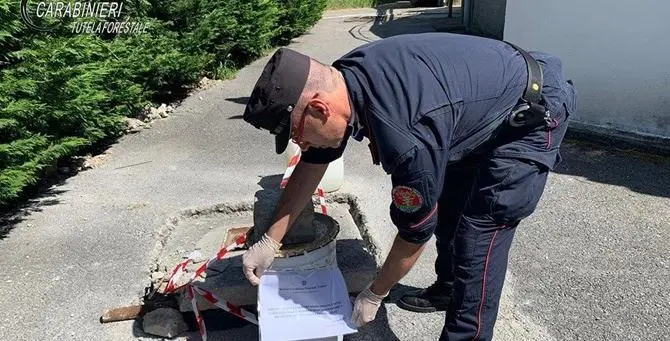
[142,307,188,338]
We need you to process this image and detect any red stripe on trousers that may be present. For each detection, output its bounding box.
[473,229,499,340]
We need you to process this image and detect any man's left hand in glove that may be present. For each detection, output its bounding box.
[350,234,426,327]
[351,283,388,327]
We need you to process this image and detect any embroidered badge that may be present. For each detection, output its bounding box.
[392,186,423,213]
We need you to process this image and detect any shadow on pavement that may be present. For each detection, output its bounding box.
[344,3,464,43]
[225,96,250,105]
[257,174,284,190]
[130,308,258,340]
[386,282,424,303]
[346,304,401,341]
[0,186,66,240]
[554,140,670,198]
[346,283,426,340]
[0,139,120,240]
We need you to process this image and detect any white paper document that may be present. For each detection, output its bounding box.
[258,267,358,341]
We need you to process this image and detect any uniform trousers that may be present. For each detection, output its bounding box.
[434,120,567,340]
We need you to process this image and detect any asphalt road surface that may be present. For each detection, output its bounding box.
[0,6,668,341]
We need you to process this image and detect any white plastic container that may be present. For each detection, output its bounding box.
[284,141,344,193]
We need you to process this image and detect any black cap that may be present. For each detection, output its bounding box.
[243,47,311,154]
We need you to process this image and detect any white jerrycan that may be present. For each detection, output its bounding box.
[284,140,344,193]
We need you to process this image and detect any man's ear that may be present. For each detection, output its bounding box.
[306,96,330,121]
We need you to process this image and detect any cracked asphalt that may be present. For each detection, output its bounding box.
[0,7,668,341]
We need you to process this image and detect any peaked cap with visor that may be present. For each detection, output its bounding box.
[243,48,311,154]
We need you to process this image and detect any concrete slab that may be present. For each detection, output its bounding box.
[148,200,378,311]
[152,205,254,281]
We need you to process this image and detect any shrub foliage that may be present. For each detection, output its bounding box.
[0,0,327,206]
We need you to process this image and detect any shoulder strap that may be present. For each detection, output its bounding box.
[504,42,543,105]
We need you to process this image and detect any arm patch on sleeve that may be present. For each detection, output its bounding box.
[392,186,423,213]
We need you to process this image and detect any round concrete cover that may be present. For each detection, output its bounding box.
[246,212,340,258]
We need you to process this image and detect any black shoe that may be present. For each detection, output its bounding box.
[396,281,451,313]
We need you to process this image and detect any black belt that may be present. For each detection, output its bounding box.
[504,42,552,129]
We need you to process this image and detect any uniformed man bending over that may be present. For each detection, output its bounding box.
[241,32,577,341]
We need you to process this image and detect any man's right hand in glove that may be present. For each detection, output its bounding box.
[242,161,329,285]
[242,233,282,286]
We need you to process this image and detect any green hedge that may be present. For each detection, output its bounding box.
[0,0,327,206]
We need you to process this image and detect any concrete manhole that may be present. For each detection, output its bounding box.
[148,189,379,313]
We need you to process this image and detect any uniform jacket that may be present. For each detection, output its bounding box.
[302,33,577,244]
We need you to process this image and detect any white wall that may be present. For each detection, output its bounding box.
[503,0,670,138]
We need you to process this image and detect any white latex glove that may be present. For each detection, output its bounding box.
[350,284,388,327]
[242,233,282,286]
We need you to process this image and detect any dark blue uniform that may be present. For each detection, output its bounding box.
[301,32,577,340]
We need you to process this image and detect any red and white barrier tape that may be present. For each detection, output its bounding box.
[280,151,328,215]
[164,149,334,340]
[188,285,208,341]
[164,234,247,294]
[187,284,259,341]
[164,257,193,294]
[280,153,301,189]
[191,234,246,280]
[193,286,259,325]
[317,187,328,215]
